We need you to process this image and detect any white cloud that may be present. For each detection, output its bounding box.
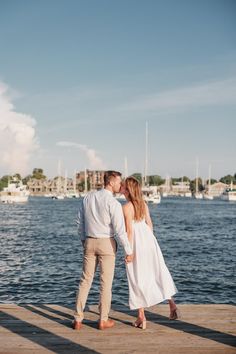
[119,78,236,113]
[57,141,106,170]
[0,82,39,175]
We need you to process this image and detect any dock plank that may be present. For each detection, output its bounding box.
[0,304,235,353]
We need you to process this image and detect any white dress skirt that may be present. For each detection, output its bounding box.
[126,220,177,310]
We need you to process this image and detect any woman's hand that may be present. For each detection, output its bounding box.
[125,254,134,263]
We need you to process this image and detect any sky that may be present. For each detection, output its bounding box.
[0,0,236,180]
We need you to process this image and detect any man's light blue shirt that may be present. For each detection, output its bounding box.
[77,189,132,255]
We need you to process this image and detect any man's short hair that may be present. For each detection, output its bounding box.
[104,170,122,186]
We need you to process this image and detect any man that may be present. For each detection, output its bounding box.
[73,170,133,330]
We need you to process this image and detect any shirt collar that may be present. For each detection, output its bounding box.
[103,188,113,196]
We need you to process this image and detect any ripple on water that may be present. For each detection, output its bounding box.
[0,197,235,304]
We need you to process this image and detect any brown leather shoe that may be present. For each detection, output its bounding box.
[72,320,82,330]
[98,319,115,330]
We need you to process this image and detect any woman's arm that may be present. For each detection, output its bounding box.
[144,202,153,231]
[122,203,133,244]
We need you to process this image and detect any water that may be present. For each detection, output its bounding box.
[0,197,235,306]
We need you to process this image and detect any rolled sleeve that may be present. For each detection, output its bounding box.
[110,201,132,255]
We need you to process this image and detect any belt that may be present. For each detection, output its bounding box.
[87,236,114,239]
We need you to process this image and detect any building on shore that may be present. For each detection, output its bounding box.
[205,182,228,197]
[27,170,106,196]
[27,177,75,196]
[76,170,105,190]
[158,181,191,196]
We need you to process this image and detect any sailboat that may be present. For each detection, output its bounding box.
[142,122,161,204]
[80,168,88,198]
[204,165,213,200]
[116,157,127,201]
[162,175,171,197]
[194,158,203,199]
[52,160,65,199]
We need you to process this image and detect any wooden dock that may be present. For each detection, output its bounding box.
[0,304,235,353]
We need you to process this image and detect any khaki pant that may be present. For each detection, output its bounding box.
[74,237,117,321]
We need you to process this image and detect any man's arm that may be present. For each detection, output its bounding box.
[76,203,86,244]
[110,200,132,255]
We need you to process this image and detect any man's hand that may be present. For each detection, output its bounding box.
[125,254,133,263]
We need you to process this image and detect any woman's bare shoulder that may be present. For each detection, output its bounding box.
[122,201,134,213]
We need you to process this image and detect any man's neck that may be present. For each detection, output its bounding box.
[105,186,113,194]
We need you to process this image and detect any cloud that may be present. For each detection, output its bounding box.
[119,78,236,113]
[57,141,106,170]
[0,82,39,175]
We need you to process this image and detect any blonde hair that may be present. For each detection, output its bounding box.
[125,176,146,221]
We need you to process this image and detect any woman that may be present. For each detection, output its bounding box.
[121,176,180,329]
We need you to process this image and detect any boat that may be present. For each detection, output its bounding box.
[142,122,161,205]
[142,186,161,204]
[194,157,203,199]
[203,165,214,200]
[221,189,236,201]
[184,192,192,198]
[203,194,213,200]
[0,179,30,203]
[52,160,65,199]
[144,192,161,204]
[221,181,236,201]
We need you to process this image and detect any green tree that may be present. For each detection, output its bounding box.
[0,175,11,191]
[13,173,22,180]
[190,178,204,192]
[22,175,32,185]
[148,175,165,186]
[172,176,190,184]
[220,174,236,184]
[78,178,90,192]
[131,173,142,183]
[32,168,46,179]
[206,178,217,185]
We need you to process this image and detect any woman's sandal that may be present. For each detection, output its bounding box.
[132,318,147,329]
[169,307,181,320]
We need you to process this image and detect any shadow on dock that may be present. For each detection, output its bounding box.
[0,307,99,353]
[22,304,236,348]
[1,304,235,353]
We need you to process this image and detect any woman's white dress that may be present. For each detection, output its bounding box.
[126,220,177,310]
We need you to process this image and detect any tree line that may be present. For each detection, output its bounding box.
[0,168,236,192]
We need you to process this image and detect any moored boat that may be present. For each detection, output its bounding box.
[0,179,30,203]
[221,189,236,201]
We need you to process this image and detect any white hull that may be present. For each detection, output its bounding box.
[0,180,29,204]
[195,193,203,199]
[221,191,236,201]
[0,195,29,203]
[52,194,65,199]
[144,194,161,204]
[203,194,214,200]
[185,192,192,198]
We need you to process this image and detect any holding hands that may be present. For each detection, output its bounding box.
[125,254,134,264]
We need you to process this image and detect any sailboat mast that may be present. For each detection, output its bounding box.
[124,156,128,178]
[144,121,148,185]
[64,170,67,194]
[84,168,87,193]
[208,164,211,189]
[57,160,61,194]
[73,170,77,194]
[196,157,199,194]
